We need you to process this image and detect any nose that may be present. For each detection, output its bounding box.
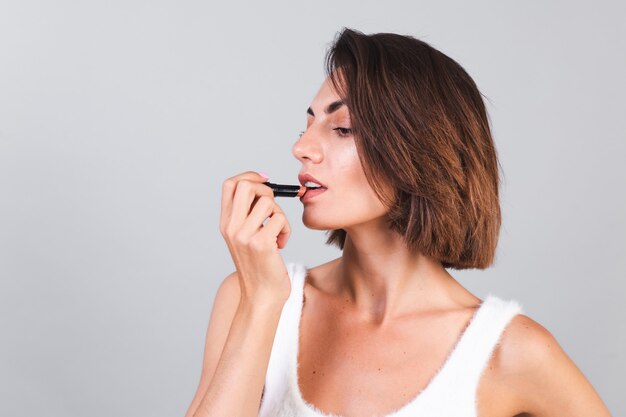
[292,128,323,163]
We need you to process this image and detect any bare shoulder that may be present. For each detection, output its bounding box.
[494,313,612,416]
[204,270,241,361]
[209,270,242,319]
[183,271,241,417]
[497,313,556,372]
[219,270,241,300]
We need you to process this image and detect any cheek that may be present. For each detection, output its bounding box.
[332,142,368,184]
[340,144,394,211]
[332,144,382,206]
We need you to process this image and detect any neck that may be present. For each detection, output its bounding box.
[331,222,462,325]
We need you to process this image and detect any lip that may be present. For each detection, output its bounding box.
[300,187,327,202]
[298,173,327,188]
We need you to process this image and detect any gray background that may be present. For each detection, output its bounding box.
[0,0,623,416]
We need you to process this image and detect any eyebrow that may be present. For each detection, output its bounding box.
[306,100,344,116]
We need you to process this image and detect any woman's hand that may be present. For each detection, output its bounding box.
[219,171,292,305]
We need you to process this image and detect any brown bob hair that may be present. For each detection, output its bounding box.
[323,28,503,270]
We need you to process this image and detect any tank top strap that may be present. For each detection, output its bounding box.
[431,293,524,396]
[259,261,308,415]
[283,261,308,356]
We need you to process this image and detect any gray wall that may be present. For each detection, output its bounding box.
[1,1,623,415]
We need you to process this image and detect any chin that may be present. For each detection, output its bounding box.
[301,211,347,231]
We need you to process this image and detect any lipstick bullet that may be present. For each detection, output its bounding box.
[263,181,308,198]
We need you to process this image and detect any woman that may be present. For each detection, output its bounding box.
[185,28,612,417]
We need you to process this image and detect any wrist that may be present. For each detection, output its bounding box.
[237,291,288,315]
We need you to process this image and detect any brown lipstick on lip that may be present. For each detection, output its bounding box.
[263,181,315,197]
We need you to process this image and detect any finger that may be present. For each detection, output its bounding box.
[258,210,291,249]
[220,171,269,234]
[229,179,275,234]
[237,195,278,240]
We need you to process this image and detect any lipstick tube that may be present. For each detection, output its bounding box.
[263,181,308,198]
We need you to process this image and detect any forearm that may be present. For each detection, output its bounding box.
[192,297,285,417]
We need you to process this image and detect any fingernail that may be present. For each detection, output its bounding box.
[257,171,270,179]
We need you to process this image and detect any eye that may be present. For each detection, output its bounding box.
[334,127,353,137]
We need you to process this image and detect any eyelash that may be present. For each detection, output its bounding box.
[334,127,353,137]
[298,128,352,138]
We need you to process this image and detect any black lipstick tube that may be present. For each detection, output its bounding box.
[263,181,309,198]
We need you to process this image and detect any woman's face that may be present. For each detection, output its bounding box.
[292,77,390,231]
